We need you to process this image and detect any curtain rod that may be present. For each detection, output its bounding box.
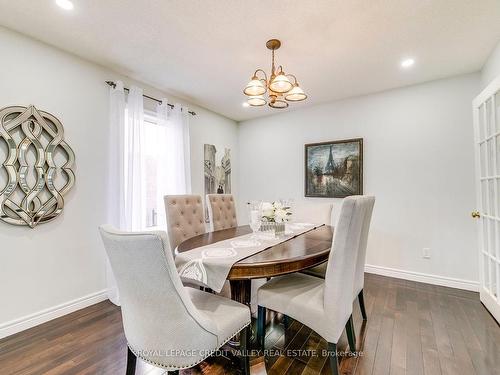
[105,81,197,116]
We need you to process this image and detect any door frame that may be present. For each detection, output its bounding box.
[472,74,500,323]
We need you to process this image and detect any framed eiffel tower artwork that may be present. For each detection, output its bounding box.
[305,138,363,198]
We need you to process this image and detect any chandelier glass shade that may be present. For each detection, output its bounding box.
[269,72,293,93]
[285,84,307,101]
[243,39,307,109]
[247,95,267,106]
[269,95,288,109]
[243,78,266,96]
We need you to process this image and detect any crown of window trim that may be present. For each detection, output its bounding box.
[105,81,197,116]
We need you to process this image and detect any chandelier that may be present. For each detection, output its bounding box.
[243,39,307,109]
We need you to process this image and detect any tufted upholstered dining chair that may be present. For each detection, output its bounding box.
[99,225,251,375]
[301,196,375,321]
[164,195,206,253]
[256,196,373,375]
[206,194,238,232]
[164,194,232,297]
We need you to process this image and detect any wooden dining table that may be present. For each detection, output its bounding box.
[176,224,334,307]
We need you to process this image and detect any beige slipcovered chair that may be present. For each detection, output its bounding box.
[351,196,375,319]
[164,195,206,253]
[99,226,251,375]
[256,196,373,375]
[293,201,334,226]
[302,196,375,321]
[295,201,333,285]
[206,194,237,232]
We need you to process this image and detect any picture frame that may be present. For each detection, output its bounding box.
[305,138,363,198]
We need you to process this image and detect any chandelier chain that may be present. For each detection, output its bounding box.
[271,49,275,77]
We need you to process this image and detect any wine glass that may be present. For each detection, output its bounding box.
[248,201,262,238]
[282,198,295,223]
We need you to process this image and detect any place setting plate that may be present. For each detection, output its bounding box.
[230,239,262,248]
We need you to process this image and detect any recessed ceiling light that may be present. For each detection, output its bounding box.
[242,102,250,108]
[55,0,74,10]
[400,58,415,68]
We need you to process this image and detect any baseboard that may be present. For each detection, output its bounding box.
[365,264,479,292]
[0,289,108,339]
[480,289,500,324]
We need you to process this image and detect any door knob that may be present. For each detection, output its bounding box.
[471,211,481,219]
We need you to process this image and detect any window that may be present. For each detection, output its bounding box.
[142,111,168,228]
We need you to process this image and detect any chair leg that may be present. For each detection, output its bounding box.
[327,342,339,375]
[257,305,266,350]
[345,314,356,352]
[240,325,251,375]
[126,347,137,375]
[358,289,367,320]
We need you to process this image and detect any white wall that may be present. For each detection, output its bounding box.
[481,40,500,88]
[0,27,238,337]
[238,73,480,287]
[190,110,238,206]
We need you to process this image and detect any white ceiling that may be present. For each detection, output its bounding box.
[1,0,500,121]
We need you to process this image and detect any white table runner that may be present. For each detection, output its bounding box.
[175,223,324,293]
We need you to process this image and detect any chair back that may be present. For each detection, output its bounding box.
[353,196,375,296]
[164,195,206,252]
[323,196,370,341]
[99,226,217,368]
[292,201,333,226]
[206,194,238,231]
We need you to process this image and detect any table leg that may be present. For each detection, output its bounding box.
[230,279,252,306]
[229,279,266,374]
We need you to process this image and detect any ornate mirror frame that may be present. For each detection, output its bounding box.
[0,105,75,228]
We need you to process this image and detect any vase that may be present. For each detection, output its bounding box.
[274,222,285,238]
[260,221,286,238]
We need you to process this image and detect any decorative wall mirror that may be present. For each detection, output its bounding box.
[0,105,75,228]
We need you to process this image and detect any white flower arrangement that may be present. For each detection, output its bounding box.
[261,201,292,223]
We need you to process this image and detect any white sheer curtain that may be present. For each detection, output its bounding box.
[150,100,191,226]
[107,81,125,230]
[106,83,191,304]
[106,81,126,305]
[124,86,146,230]
[107,81,146,231]
[106,82,145,305]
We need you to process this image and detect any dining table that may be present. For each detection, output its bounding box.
[176,224,334,308]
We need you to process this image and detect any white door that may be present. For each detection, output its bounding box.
[473,75,500,323]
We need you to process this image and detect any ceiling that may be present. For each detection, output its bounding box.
[1,1,500,121]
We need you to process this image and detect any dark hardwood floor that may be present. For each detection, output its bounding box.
[1,274,499,375]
